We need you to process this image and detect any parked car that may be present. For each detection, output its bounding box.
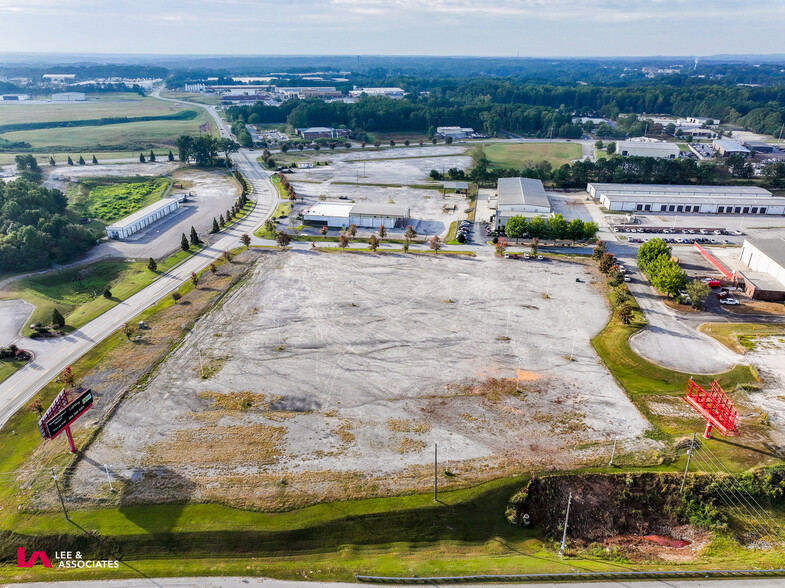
[523,253,530,259]
[537,255,544,260]
[733,230,744,236]
[707,280,722,288]
[624,275,632,282]
[721,297,739,305]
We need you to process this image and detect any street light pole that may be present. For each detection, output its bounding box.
[559,491,572,556]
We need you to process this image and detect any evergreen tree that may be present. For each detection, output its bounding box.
[52,308,65,329]
[168,150,175,162]
[181,233,190,251]
[78,155,86,165]
[226,209,232,221]
[67,156,74,166]
[103,286,112,299]
[149,150,156,162]
[139,152,146,163]
[49,156,56,166]
[147,257,157,271]
[189,226,200,246]
[92,154,98,164]
[211,218,220,233]
[219,214,226,227]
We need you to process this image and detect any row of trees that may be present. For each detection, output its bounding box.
[503,214,598,242]
[0,178,96,271]
[636,239,687,298]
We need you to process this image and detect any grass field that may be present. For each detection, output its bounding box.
[485,142,582,169]
[67,176,172,223]
[0,150,175,166]
[699,322,785,354]
[0,249,194,336]
[158,90,221,106]
[0,357,27,384]
[0,110,214,150]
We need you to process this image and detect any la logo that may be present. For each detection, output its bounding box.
[17,547,52,568]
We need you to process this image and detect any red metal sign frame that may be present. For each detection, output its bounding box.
[37,387,93,452]
[684,379,739,439]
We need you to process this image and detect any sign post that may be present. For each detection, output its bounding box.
[38,388,94,453]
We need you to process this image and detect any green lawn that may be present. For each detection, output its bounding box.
[0,249,194,336]
[485,142,582,169]
[0,94,171,126]
[699,322,785,354]
[0,110,215,150]
[0,150,175,165]
[0,357,27,384]
[158,90,221,106]
[68,176,172,223]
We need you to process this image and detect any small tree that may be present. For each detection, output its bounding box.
[428,235,442,253]
[686,279,711,310]
[211,218,220,233]
[592,239,607,260]
[219,214,226,227]
[368,234,380,252]
[599,252,616,274]
[28,399,44,415]
[495,237,508,255]
[276,231,291,249]
[348,224,357,238]
[389,140,396,147]
[92,154,98,164]
[49,156,56,166]
[606,142,616,155]
[139,152,146,163]
[445,136,453,144]
[61,365,76,387]
[181,233,190,251]
[531,237,540,256]
[122,322,135,340]
[189,226,200,246]
[52,308,65,329]
[171,291,182,303]
[611,289,630,307]
[378,224,387,238]
[320,225,328,236]
[404,139,410,146]
[404,225,417,240]
[431,137,438,144]
[103,286,112,299]
[67,156,74,166]
[209,262,217,273]
[402,238,410,253]
[147,257,158,272]
[190,272,199,287]
[168,150,175,161]
[222,250,233,262]
[149,150,156,162]
[338,233,350,249]
[240,233,251,246]
[618,302,634,325]
[78,155,86,165]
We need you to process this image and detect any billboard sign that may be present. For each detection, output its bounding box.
[42,388,93,440]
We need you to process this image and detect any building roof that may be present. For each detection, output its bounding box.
[589,183,771,197]
[302,202,353,218]
[349,202,409,217]
[714,139,750,153]
[744,238,785,266]
[106,198,178,230]
[596,194,780,206]
[617,140,681,154]
[442,181,469,190]
[297,127,335,133]
[497,177,551,210]
[743,141,775,149]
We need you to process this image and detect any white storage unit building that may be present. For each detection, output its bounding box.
[588,183,784,215]
[302,202,353,227]
[617,140,681,159]
[349,202,409,228]
[105,198,180,239]
[736,238,785,301]
[52,92,86,102]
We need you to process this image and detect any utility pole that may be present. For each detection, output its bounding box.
[104,464,115,492]
[433,444,438,501]
[52,469,69,520]
[609,438,618,467]
[558,491,572,556]
[680,432,697,493]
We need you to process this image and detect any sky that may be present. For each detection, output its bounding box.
[0,0,784,57]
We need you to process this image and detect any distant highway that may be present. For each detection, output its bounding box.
[0,92,277,429]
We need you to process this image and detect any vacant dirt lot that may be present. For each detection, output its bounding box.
[69,251,653,509]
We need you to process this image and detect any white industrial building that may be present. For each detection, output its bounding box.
[493,177,552,230]
[348,87,405,99]
[52,92,86,102]
[302,202,410,229]
[617,140,681,159]
[588,183,784,215]
[735,238,785,301]
[436,126,475,139]
[713,139,750,157]
[0,94,30,101]
[105,198,180,239]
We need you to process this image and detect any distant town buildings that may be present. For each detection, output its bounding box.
[348,87,405,99]
[42,73,76,84]
[617,140,681,159]
[296,127,350,140]
[436,126,476,140]
[713,139,750,157]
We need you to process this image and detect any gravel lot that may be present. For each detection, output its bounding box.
[745,339,785,447]
[69,251,653,507]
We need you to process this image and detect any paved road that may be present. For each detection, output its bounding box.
[0,299,34,348]
[8,576,785,588]
[0,151,276,430]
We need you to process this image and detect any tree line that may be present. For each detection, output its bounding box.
[0,178,96,271]
[174,135,239,167]
[636,239,687,298]
[502,214,598,242]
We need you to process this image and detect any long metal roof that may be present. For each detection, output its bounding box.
[105,198,179,230]
[597,193,781,206]
[497,177,550,209]
[589,183,772,197]
[349,202,409,217]
[745,238,785,266]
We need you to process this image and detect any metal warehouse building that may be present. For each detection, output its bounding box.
[302,202,410,229]
[735,238,785,301]
[494,177,552,230]
[587,183,784,215]
[617,140,681,159]
[105,198,180,239]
